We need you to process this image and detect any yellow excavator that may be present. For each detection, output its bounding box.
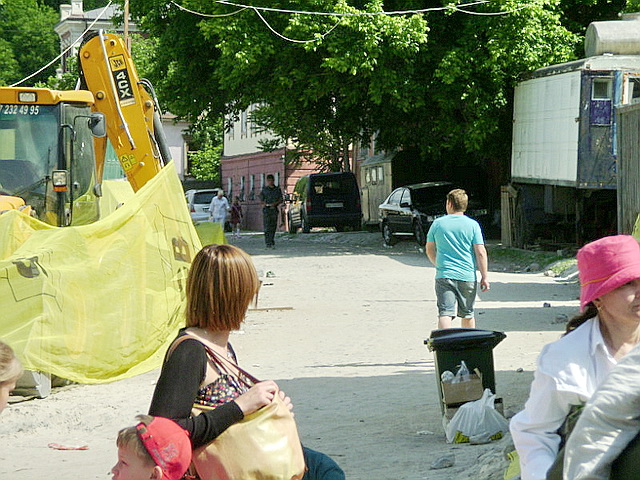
[0,31,185,397]
[0,30,170,227]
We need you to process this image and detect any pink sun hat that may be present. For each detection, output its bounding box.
[578,235,640,311]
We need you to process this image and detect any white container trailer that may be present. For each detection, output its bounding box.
[510,55,640,244]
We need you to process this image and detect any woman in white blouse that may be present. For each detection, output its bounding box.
[510,235,640,480]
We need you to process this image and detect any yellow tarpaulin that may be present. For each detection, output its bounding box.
[0,162,203,384]
[194,221,227,247]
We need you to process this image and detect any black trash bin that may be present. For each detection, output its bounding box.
[425,328,506,413]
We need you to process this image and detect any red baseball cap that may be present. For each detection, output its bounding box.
[578,235,640,311]
[136,417,192,480]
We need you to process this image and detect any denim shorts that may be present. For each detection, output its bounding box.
[435,277,478,318]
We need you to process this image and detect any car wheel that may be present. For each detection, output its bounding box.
[414,221,426,246]
[302,215,311,233]
[382,223,397,246]
[288,213,297,234]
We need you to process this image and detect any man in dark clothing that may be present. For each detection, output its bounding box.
[259,174,283,248]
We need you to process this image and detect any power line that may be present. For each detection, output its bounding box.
[455,4,530,15]
[170,1,248,18]
[215,0,494,16]
[252,7,342,43]
[10,1,114,87]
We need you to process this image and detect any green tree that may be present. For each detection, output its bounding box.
[0,0,59,86]
[128,0,632,178]
[185,115,223,181]
[130,0,428,171]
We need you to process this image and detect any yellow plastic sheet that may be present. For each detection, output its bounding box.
[194,221,227,247]
[0,162,203,384]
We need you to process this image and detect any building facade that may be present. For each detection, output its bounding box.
[221,108,319,231]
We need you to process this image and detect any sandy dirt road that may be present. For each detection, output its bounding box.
[0,231,579,479]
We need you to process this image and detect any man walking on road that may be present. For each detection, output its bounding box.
[260,174,283,249]
[426,189,489,329]
[208,189,230,226]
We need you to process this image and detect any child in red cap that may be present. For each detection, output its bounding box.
[112,415,192,480]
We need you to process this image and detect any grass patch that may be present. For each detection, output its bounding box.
[486,245,570,270]
[548,258,577,276]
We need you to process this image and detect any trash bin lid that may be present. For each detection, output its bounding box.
[425,328,506,352]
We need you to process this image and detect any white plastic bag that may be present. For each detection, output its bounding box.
[445,388,508,444]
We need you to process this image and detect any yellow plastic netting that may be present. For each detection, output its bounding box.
[0,162,223,384]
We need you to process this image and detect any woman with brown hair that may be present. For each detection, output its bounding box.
[149,244,344,479]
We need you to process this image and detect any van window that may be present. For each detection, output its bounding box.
[312,175,356,195]
[193,191,216,205]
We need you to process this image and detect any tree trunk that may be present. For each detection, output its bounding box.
[343,139,351,172]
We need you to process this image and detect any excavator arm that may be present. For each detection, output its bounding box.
[78,31,171,192]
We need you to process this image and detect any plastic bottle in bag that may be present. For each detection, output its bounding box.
[452,361,470,384]
[441,370,455,384]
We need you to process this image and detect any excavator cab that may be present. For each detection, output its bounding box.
[0,88,105,226]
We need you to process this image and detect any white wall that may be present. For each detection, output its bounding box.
[162,120,189,179]
[223,106,282,157]
[511,71,581,185]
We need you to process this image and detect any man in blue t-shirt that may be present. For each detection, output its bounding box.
[426,189,490,329]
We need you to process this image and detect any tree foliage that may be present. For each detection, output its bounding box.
[127,0,632,174]
[0,0,59,86]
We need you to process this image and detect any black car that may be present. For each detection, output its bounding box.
[378,182,488,246]
[288,172,362,233]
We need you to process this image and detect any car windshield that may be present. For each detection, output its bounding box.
[410,185,452,211]
[312,176,355,195]
[193,192,216,204]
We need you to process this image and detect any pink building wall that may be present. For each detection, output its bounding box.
[220,149,319,231]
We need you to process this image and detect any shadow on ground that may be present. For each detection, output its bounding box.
[274,369,533,480]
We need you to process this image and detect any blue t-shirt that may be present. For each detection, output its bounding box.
[426,214,484,281]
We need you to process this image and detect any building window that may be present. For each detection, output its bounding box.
[239,176,245,201]
[592,78,612,100]
[365,168,371,184]
[624,76,640,104]
[249,174,255,200]
[274,171,280,187]
[250,105,257,137]
[240,110,248,138]
[377,166,384,184]
[260,173,265,189]
[591,77,613,126]
[227,122,235,141]
[371,167,378,184]
[227,177,233,197]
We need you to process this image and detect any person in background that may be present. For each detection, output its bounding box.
[0,340,22,414]
[111,415,192,480]
[259,174,282,249]
[510,235,640,480]
[230,196,243,239]
[208,189,230,226]
[425,189,489,329]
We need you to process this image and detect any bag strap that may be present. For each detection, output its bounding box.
[201,343,261,386]
[166,332,261,387]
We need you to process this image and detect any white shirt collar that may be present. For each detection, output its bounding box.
[590,316,616,365]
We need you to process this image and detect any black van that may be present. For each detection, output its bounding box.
[288,172,362,233]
